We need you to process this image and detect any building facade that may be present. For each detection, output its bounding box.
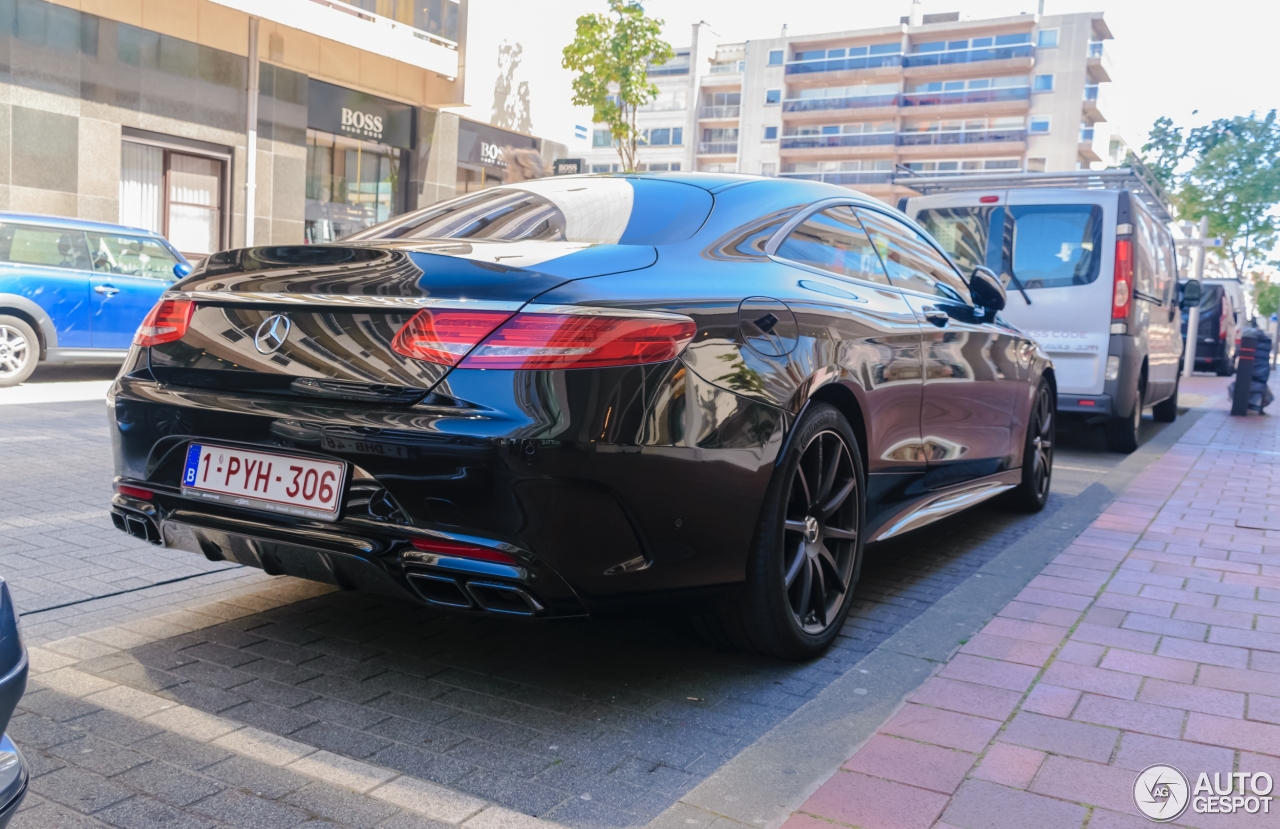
[0,0,559,260]
[585,9,1120,203]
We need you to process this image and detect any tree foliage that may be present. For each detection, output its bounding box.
[1254,275,1280,319]
[1142,111,1280,275]
[561,0,673,172]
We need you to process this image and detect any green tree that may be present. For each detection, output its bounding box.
[562,0,673,172]
[1254,275,1280,319]
[1142,111,1280,275]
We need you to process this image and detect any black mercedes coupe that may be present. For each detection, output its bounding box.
[108,173,1054,659]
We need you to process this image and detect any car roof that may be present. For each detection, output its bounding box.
[576,171,885,203]
[0,211,165,238]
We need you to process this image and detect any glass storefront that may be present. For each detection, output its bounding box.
[305,130,403,244]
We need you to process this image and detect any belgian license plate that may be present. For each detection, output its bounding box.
[181,444,346,521]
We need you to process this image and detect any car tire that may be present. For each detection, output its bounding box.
[696,403,865,660]
[1152,378,1178,423]
[1105,381,1142,454]
[0,315,38,388]
[1007,378,1054,512]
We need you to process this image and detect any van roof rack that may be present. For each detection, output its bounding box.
[893,152,1176,225]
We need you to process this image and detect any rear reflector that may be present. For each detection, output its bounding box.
[116,484,154,500]
[459,311,697,370]
[391,309,513,366]
[410,537,517,565]
[1078,400,1096,406]
[1111,238,1133,321]
[134,299,193,347]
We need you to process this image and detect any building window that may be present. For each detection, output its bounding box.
[763,126,778,141]
[768,49,784,65]
[1033,74,1054,92]
[1026,157,1046,172]
[591,163,619,173]
[592,129,612,148]
[642,127,683,146]
[1029,116,1051,134]
[1037,29,1059,48]
[765,89,781,105]
[761,162,777,177]
[120,140,227,258]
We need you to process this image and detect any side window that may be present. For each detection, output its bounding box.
[0,224,91,271]
[856,210,969,301]
[773,206,890,285]
[86,233,181,281]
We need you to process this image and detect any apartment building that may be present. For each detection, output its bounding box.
[584,8,1119,204]
[2,0,563,257]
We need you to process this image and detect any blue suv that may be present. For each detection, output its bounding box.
[0,214,191,386]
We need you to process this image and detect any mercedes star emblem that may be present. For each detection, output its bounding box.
[253,314,292,355]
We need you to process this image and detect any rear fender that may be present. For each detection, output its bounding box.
[0,292,56,357]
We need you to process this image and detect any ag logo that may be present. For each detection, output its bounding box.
[1134,764,1189,822]
[253,314,292,355]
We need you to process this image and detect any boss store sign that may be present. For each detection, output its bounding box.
[307,79,412,148]
[458,118,537,170]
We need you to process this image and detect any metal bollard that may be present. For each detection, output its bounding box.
[1231,333,1257,416]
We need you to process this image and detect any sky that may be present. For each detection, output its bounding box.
[460,0,1280,149]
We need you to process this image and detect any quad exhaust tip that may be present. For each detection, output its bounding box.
[406,573,543,616]
[111,510,162,545]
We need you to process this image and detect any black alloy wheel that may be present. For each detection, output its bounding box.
[1009,378,1054,512]
[781,429,860,634]
[695,403,865,660]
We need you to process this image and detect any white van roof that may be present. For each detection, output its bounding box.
[895,153,1175,225]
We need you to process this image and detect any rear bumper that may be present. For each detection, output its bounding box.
[0,736,27,829]
[107,362,787,619]
[1056,394,1113,417]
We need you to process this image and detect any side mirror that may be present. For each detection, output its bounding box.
[173,262,193,279]
[969,266,1006,312]
[1180,279,1201,308]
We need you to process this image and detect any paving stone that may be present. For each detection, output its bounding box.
[206,754,312,799]
[373,742,476,786]
[999,711,1119,763]
[941,779,1087,829]
[47,734,149,776]
[284,782,400,829]
[190,788,312,829]
[290,721,394,759]
[801,770,949,829]
[130,731,235,771]
[98,794,219,829]
[113,760,225,807]
[30,764,133,814]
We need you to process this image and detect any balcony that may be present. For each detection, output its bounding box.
[709,60,745,74]
[785,53,903,76]
[901,87,1030,117]
[699,105,741,120]
[1086,41,1113,83]
[649,58,690,76]
[698,142,739,155]
[1079,127,1101,163]
[211,0,459,75]
[779,171,893,185]
[904,42,1033,68]
[898,128,1027,147]
[782,94,899,121]
[780,133,896,150]
[1083,85,1107,122]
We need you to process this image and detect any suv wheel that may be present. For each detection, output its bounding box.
[1105,381,1142,453]
[695,403,864,660]
[1008,378,1054,512]
[1152,378,1178,423]
[0,316,37,388]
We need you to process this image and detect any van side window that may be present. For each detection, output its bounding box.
[1008,205,1103,289]
[0,223,91,271]
[774,206,891,285]
[856,209,969,301]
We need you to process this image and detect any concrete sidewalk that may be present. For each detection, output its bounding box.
[786,375,1280,829]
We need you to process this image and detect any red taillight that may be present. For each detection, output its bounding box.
[134,299,194,347]
[410,537,517,565]
[458,311,697,370]
[1112,238,1133,321]
[390,309,513,366]
[1221,310,1229,338]
[979,195,1000,204]
[116,484,153,500]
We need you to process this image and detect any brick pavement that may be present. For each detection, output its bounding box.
[786,377,1280,829]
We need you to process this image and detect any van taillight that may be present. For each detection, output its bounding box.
[1221,308,1229,339]
[1112,238,1133,321]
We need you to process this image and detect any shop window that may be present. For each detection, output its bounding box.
[119,140,226,258]
[305,129,405,243]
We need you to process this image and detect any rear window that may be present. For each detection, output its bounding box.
[913,203,1105,289]
[346,177,713,246]
[1010,205,1103,289]
[915,206,998,274]
[0,223,91,270]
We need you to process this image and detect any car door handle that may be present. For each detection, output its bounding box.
[924,310,949,327]
[94,285,119,297]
